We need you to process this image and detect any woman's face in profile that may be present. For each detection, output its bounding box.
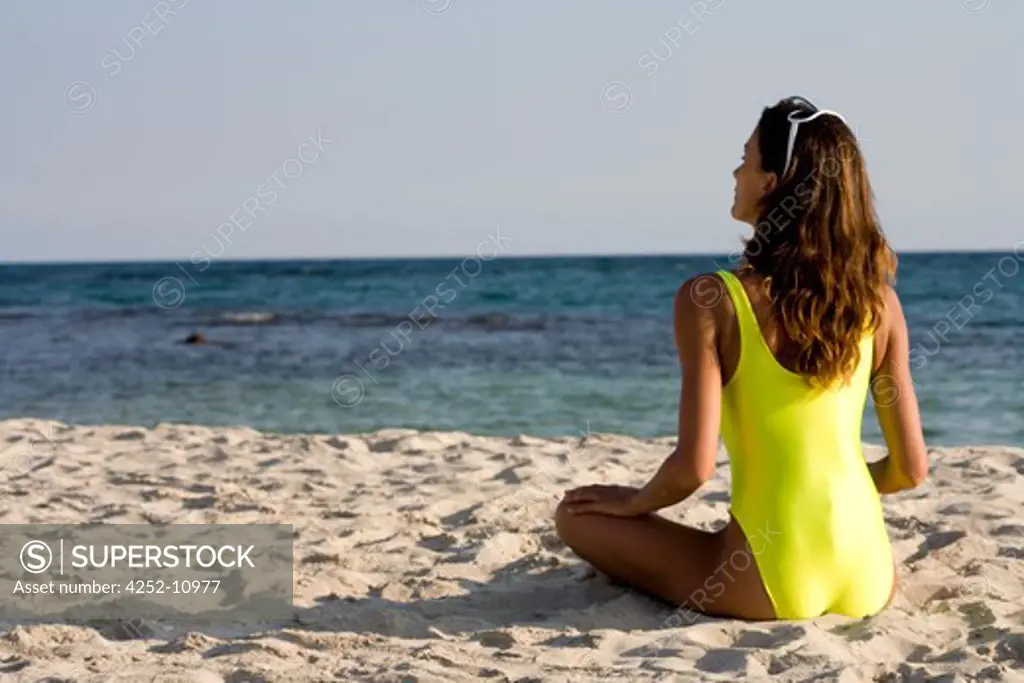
[731,128,776,226]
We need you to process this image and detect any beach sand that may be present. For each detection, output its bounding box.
[0,418,1022,682]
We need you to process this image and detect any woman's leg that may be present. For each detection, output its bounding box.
[554,502,776,620]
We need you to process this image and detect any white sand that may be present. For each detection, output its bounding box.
[0,418,1022,682]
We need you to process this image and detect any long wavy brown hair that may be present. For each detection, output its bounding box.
[740,96,896,389]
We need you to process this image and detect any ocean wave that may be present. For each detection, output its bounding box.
[0,310,34,320]
[462,313,547,331]
[343,312,412,327]
[188,310,562,330]
[23,305,611,333]
[275,265,338,277]
[218,312,279,325]
[478,291,516,303]
[334,311,604,331]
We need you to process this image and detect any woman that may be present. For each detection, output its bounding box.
[555,96,928,621]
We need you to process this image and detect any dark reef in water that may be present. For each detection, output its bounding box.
[179,331,234,349]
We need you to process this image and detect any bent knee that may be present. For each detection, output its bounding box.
[554,501,574,538]
[554,501,592,545]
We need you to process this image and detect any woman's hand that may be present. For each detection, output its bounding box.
[560,485,644,517]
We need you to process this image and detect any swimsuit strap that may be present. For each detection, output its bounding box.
[716,270,765,367]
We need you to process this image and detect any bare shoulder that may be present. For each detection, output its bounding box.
[675,273,729,318]
[872,283,905,373]
[879,283,909,335]
[883,283,905,316]
[674,274,729,352]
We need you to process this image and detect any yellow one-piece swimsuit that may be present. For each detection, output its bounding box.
[716,270,894,620]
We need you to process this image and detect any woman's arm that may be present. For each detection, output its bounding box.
[869,285,929,494]
[626,276,723,515]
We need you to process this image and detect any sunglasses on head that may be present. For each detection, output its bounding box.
[781,97,847,175]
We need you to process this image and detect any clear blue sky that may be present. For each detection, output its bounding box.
[2,0,1021,262]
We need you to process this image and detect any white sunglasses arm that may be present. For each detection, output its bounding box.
[782,109,847,175]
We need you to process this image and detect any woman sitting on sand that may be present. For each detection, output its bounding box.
[555,96,928,621]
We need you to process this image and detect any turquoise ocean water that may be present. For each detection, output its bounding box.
[1,252,1022,446]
